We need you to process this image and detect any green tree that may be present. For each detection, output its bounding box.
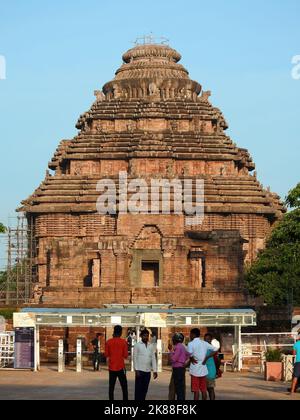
[246,183,300,306]
[0,270,6,286]
[0,223,6,233]
[286,182,300,209]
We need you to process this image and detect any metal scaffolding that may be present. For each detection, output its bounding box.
[0,214,37,306]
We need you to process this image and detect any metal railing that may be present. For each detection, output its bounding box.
[0,332,15,369]
[239,332,297,373]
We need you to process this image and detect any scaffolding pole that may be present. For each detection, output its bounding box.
[0,214,36,306]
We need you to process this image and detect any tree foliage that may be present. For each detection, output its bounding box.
[246,184,300,306]
[0,263,25,292]
[0,223,6,234]
[286,183,300,209]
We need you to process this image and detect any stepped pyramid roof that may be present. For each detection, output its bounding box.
[20,43,284,218]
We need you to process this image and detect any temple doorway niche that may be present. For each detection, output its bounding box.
[189,249,206,289]
[130,250,163,288]
[141,261,160,287]
[129,225,164,288]
[83,260,93,288]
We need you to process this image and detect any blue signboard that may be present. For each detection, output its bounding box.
[14,327,35,370]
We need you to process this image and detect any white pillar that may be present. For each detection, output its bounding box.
[131,338,136,373]
[136,326,141,342]
[58,340,65,373]
[234,325,242,371]
[76,339,82,373]
[35,326,40,372]
[157,339,163,373]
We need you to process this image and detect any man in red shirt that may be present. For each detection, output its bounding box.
[105,325,129,400]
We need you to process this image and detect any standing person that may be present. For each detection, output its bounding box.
[204,333,220,400]
[134,329,158,401]
[127,330,133,353]
[105,325,129,401]
[91,333,102,372]
[151,333,157,344]
[168,333,186,400]
[212,337,223,379]
[291,334,300,395]
[187,328,218,401]
[168,333,190,401]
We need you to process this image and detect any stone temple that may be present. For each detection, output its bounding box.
[20,42,283,310]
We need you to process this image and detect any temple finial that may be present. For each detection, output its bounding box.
[134,33,169,46]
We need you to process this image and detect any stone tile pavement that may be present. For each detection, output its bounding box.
[0,366,299,400]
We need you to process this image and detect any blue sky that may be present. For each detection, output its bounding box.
[0,0,299,265]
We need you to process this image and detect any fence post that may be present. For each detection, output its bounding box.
[283,355,295,382]
[58,340,65,373]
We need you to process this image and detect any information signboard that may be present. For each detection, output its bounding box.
[14,327,35,370]
[13,313,36,328]
[142,313,167,328]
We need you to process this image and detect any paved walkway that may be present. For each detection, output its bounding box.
[0,366,299,400]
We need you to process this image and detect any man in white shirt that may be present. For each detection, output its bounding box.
[133,329,158,400]
[187,328,218,401]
